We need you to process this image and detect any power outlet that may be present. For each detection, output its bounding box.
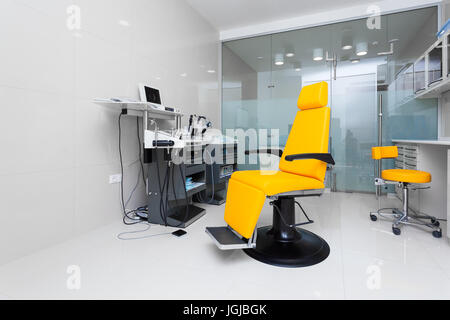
[109,174,122,184]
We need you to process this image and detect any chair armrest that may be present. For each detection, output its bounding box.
[284,153,335,165]
[245,148,284,158]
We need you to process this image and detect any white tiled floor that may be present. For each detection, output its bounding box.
[1,192,449,300]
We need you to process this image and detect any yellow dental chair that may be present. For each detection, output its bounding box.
[206,82,335,268]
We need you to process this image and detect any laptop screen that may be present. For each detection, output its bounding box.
[144,86,161,105]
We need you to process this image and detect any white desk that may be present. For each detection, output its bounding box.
[393,139,450,238]
[393,139,450,146]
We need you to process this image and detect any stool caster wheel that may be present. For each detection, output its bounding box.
[432,230,442,238]
[392,227,401,236]
[370,214,377,222]
[431,218,440,227]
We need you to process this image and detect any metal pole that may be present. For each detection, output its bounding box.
[378,94,383,147]
[376,94,383,198]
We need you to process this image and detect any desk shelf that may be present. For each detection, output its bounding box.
[186,182,207,197]
[416,79,450,99]
[93,99,183,120]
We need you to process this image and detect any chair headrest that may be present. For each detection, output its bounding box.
[297,81,328,110]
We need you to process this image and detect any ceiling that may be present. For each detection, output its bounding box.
[223,7,437,73]
[187,0,380,31]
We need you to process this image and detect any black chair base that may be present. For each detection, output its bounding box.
[244,197,330,268]
[244,226,330,268]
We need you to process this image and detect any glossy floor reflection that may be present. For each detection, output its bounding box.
[0,192,449,299]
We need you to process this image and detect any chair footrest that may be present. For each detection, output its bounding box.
[205,227,255,250]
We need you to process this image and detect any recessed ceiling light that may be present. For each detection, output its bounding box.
[350,59,360,63]
[180,73,187,77]
[356,42,368,56]
[313,48,324,61]
[207,70,216,74]
[284,45,295,58]
[274,53,284,66]
[341,33,353,50]
[257,56,264,60]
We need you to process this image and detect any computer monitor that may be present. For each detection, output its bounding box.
[139,84,162,106]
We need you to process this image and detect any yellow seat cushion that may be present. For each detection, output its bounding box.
[231,170,325,196]
[382,169,431,184]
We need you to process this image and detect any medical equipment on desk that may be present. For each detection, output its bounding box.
[144,119,185,149]
[144,118,219,151]
[139,83,182,114]
[187,115,212,139]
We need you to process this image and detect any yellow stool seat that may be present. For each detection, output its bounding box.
[382,169,431,184]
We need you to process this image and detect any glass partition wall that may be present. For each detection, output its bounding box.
[222,6,439,193]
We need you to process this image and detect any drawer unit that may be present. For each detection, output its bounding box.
[394,160,404,169]
[403,145,418,153]
[404,152,418,165]
[393,143,421,212]
[394,143,419,170]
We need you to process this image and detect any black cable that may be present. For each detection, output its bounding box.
[171,164,179,208]
[205,149,215,204]
[180,165,190,225]
[154,150,166,224]
[169,164,190,228]
[164,164,171,225]
[117,222,172,241]
[153,148,170,226]
[159,161,171,226]
[159,160,170,226]
[118,113,142,225]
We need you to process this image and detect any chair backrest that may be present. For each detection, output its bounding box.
[279,81,330,182]
[372,146,398,159]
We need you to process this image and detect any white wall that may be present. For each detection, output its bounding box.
[0,0,219,265]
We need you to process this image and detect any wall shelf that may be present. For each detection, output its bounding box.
[416,79,450,99]
[93,99,183,120]
[412,30,450,99]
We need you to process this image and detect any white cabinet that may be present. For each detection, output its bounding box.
[393,141,449,233]
[394,143,421,212]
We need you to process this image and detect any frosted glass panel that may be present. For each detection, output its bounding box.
[384,97,438,141]
[330,74,377,193]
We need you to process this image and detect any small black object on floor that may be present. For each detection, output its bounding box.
[172,229,187,237]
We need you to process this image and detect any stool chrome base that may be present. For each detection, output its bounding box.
[370,183,442,238]
[370,209,442,238]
